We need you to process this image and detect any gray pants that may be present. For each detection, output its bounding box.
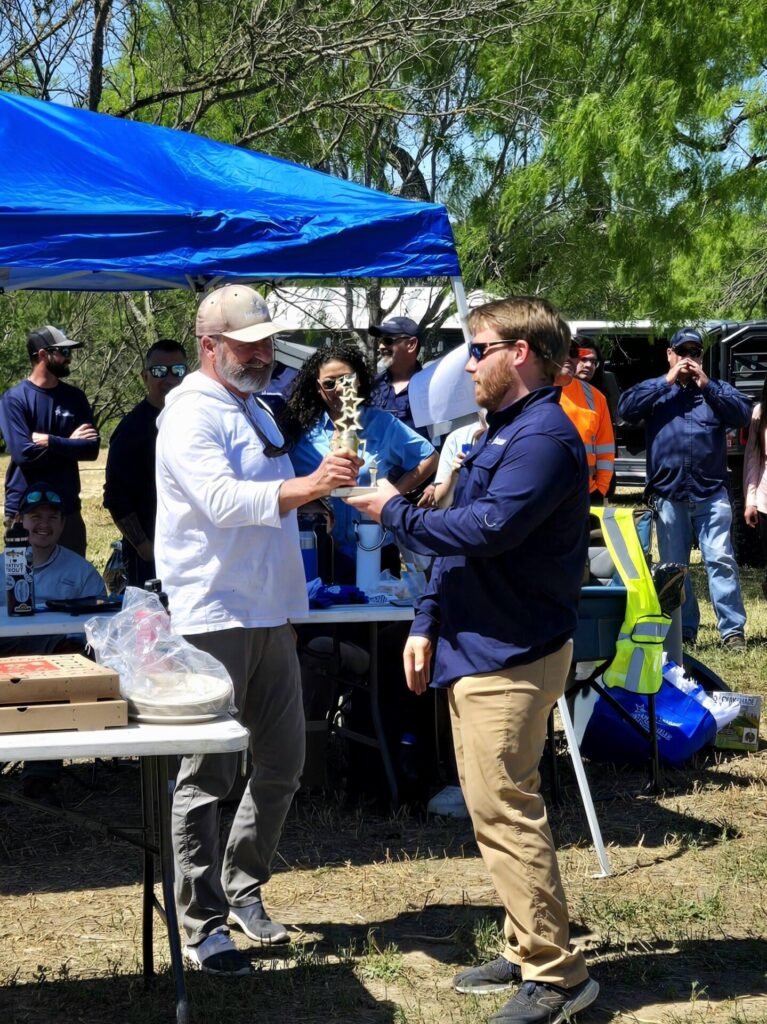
[172,624,305,944]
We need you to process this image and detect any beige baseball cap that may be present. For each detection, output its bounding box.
[195,284,289,342]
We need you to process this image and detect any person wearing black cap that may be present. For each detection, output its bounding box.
[369,316,427,437]
[0,325,99,556]
[618,327,752,650]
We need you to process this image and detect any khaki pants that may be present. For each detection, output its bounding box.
[449,641,588,987]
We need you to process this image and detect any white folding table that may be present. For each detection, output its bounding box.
[0,716,249,1024]
[0,603,610,873]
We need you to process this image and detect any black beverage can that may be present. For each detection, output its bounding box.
[5,522,34,616]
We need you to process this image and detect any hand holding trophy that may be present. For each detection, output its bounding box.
[330,373,379,496]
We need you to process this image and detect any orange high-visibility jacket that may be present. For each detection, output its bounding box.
[560,379,615,495]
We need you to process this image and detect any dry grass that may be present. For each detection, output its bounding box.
[0,471,765,1024]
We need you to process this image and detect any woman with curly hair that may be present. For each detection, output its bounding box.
[282,339,437,580]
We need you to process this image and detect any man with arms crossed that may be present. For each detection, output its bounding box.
[0,325,99,555]
[350,297,598,1024]
[155,285,359,976]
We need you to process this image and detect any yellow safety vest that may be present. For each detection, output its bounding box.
[591,506,669,695]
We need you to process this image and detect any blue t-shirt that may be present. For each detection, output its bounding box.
[0,379,100,515]
[290,406,434,556]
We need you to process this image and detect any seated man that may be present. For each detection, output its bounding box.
[1,482,106,800]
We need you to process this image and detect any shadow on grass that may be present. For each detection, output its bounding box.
[1,959,396,1024]
[266,910,767,1018]
[0,747,750,899]
[592,935,767,1016]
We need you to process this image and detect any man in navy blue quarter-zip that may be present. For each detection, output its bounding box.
[618,327,751,650]
[348,297,599,1024]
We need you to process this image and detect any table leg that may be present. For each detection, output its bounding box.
[367,622,399,809]
[140,757,156,982]
[645,692,662,795]
[152,756,190,1024]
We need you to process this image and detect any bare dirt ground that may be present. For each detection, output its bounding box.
[1,740,765,1024]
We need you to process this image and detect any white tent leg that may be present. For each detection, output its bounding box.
[556,696,612,878]
[450,275,472,346]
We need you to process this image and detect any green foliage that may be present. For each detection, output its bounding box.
[3,0,767,331]
[465,0,767,318]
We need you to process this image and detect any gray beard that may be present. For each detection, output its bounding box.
[219,360,273,394]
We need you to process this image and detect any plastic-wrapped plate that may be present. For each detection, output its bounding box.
[127,671,232,720]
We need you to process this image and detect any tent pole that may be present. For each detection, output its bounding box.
[450,276,472,347]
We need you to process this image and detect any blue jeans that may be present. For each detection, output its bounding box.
[655,489,746,641]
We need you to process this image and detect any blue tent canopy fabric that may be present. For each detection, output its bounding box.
[0,91,460,291]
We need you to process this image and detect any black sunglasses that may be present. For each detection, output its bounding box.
[148,364,188,379]
[468,340,518,361]
[239,398,293,458]
[47,347,73,358]
[378,335,410,347]
[23,490,63,507]
[675,346,703,358]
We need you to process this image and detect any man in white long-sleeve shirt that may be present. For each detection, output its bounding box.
[155,285,359,976]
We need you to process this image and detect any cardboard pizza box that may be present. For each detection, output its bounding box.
[0,698,127,733]
[0,653,121,706]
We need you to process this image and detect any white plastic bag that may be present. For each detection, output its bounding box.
[85,587,236,721]
[662,655,739,732]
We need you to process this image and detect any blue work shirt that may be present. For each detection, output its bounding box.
[381,387,590,688]
[290,406,434,558]
[618,376,752,501]
[370,368,431,440]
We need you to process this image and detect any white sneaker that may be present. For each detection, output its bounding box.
[184,926,252,976]
[427,785,469,818]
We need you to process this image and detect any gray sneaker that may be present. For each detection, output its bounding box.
[228,898,290,945]
[490,977,599,1024]
[453,955,522,994]
[184,927,252,977]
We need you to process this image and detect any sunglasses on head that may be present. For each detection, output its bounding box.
[23,490,63,508]
[148,364,188,379]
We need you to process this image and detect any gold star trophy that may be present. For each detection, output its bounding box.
[330,373,378,496]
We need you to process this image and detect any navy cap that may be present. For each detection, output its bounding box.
[669,327,704,351]
[368,316,422,340]
[18,481,64,514]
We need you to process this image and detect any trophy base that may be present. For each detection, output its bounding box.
[331,486,378,497]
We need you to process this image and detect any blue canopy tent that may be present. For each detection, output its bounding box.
[0,90,462,293]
